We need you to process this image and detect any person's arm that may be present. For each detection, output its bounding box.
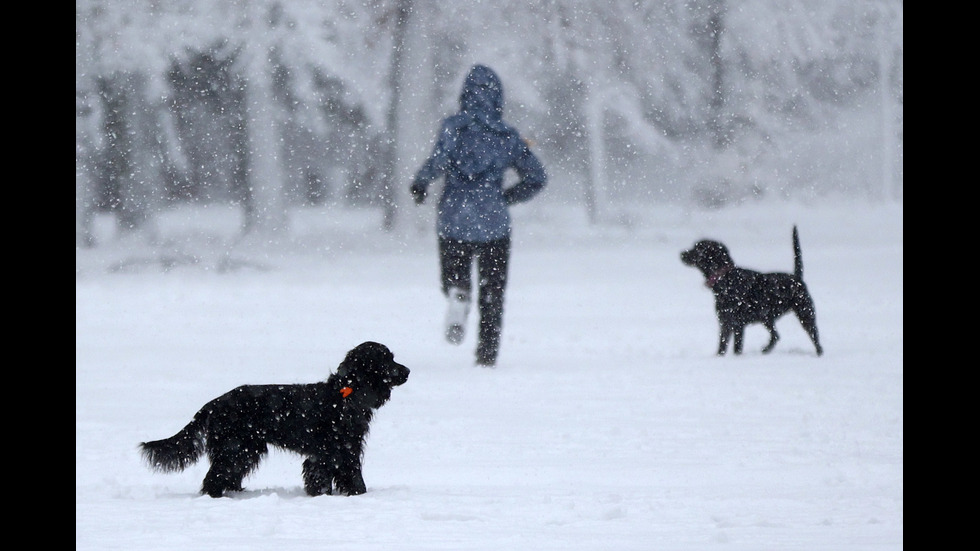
[503,138,546,205]
[411,121,456,204]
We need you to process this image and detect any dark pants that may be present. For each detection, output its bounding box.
[439,236,510,363]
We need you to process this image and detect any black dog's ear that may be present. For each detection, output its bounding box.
[336,341,390,378]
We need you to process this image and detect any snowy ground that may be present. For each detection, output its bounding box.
[76,199,903,550]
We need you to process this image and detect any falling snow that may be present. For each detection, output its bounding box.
[76,199,902,550]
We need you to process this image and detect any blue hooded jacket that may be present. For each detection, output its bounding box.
[412,65,547,242]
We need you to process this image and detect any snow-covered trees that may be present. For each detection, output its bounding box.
[75,0,902,247]
[76,0,392,246]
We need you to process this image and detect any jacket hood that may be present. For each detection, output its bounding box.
[459,65,503,122]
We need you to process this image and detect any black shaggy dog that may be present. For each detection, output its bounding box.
[140,341,409,497]
[680,226,823,356]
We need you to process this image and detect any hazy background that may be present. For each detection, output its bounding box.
[76,4,903,547]
[75,0,903,249]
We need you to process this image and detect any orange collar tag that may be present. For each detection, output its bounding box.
[340,387,353,398]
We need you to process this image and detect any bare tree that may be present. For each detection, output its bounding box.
[703,0,730,151]
[238,1,289,238]
[381,0,412,231]
[97,71,165,238]
[76,13,101,248]
[75,0,903,253]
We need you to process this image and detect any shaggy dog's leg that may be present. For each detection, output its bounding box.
[302,457,333,496]
[331,446,368,496]
[302,454,367,496]
[202,461,244,497]
[334,467,367,496]
[201,440,267,497]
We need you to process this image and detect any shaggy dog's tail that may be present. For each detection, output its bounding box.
[792,225,804,280]
[139,410,207,472]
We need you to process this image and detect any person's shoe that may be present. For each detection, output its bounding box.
[446,324,464,345]
[475,357,495,368]
[444,287,470,345]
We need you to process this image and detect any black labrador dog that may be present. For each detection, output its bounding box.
[681,227,823,356]
[140,341,410,497]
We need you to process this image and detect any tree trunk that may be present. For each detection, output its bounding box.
[381,0,412,231]
[76,34,100,248]
[76,112,98,248]
[706,0,729,151]
[584,83,604,224]
[240,1,288,238]
[877,4,901,202]
[99,72,161,239]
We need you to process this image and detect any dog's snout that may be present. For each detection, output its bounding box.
[392,363,410,385]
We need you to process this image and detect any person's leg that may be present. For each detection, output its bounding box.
[439,237,475,344]
[439,237,473,295]
[475,237,510,365]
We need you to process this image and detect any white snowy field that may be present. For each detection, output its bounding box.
[76,199,903,550]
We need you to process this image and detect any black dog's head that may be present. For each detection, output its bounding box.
[335,341,410,408]
[681,239,734,280]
